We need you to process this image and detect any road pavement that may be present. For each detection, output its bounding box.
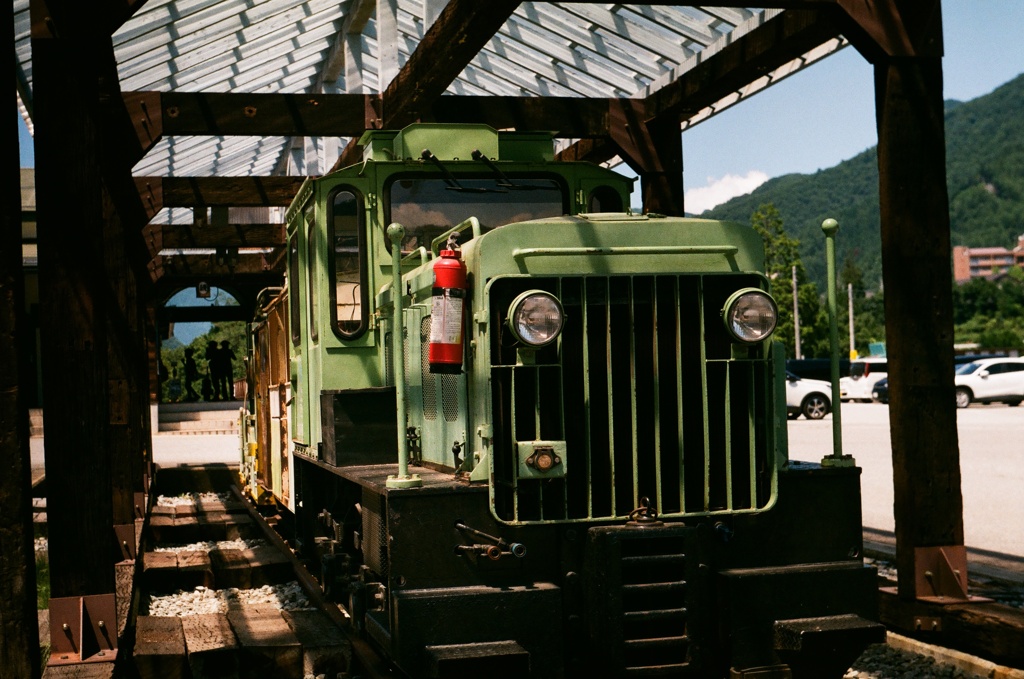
[787,401,1024,560]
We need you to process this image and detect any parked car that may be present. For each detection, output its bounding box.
[871,378,889,404]
[871,355,1004,406]
[954,357,1024,408]
[786,371,833,420]
[839,357,888,402]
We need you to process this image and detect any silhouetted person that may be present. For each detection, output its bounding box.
[183,348,199,401]
[213,340,236,401]
[205,340,220,399]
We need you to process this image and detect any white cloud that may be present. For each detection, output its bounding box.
[685,171,769,215]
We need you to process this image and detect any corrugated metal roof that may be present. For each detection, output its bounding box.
[14,1,846,224]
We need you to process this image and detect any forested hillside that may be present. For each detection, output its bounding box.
[703,73,1024,291]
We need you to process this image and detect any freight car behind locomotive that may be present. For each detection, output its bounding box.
[239,123,883,678]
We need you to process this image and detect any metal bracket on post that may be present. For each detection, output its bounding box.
[114,523,137,562]
[134,491,147,520]
[48,594,118,665]
[914,545,972,602]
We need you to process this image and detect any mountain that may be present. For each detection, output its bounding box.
[703,73,1024,290]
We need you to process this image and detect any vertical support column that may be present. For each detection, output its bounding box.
[32,5,132,662]
[607,100,684,215]
[1,5,42,674]
[874,55,964,599]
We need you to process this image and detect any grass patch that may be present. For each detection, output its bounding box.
[36,555,50,610]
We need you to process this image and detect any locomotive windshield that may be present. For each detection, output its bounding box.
[387,175,566,252]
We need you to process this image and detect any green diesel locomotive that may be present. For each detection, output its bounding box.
[240,123,882,678]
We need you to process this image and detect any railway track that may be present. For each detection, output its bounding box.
[133,465,373,679]
[124,464,1022,679]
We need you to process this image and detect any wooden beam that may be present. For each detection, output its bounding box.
[154,91,375,137]
[143,223,285,254]
[160,306,255,323]
[332,1,523,171]
[645,8,840,121]
[834,0,942,61]
[606,99,683,214]
[135,177,304,219]
[425,96,611,137]
[147,249,286,281]
[380,0,522,129]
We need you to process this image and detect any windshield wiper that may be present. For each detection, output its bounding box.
[421,149,505,193]
[471,149,550,191]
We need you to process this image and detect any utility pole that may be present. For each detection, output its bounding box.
[848,283,855,359]
[792,265,802,359]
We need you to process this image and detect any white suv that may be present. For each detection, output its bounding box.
[785,372,833,420]
[839,357,888,403]
[954,357,1024,408]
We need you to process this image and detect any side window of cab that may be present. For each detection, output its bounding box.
[329,187,368,340]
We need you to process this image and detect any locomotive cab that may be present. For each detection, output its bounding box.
[240,123,882,678]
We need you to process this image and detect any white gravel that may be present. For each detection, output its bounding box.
[155,492,233,506]
[152,538,265,553]
[146,581,313,616]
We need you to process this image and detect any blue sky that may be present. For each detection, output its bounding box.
[17,0,1024,214]
[680,0,1024,212]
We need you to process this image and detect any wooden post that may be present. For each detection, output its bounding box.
[874,54,964,599]
[607,100,684,215]
[33,8,118,603]
[1,4,42,674]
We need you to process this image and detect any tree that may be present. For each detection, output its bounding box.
[750,203,829,358]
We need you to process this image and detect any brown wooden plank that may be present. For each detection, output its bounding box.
[157,91,374,137]
[879,590,1024,667]
[182,612,240,678]
[210,548,252,589]
[176,550,215,589]
[135,616,188,679]
[227,605,303,678]
[282,609,351,678]
[144,223,286,252]
[136,177,304,210]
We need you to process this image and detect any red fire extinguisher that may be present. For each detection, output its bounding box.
[428,238,467,374]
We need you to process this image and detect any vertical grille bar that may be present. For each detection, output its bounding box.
[629,276,639,511]
[652,277,663,514]
[582,280,594,519]
[604,280,616,515]
[674,278,685,513]
[511,368,520,521]
[724,363,733,511]
[748,363,758,506]
[698,278,711,512]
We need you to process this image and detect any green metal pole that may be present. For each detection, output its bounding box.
[821,218,854,467]
[386,223,422,488]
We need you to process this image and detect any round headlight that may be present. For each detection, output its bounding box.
[508,291,564,347]
[723,289,778,343]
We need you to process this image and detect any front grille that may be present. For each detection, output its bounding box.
[489,274,776,524]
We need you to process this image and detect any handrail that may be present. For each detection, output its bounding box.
[400,246,429,267]
[512,245,739,258]
[431,216,481,255]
